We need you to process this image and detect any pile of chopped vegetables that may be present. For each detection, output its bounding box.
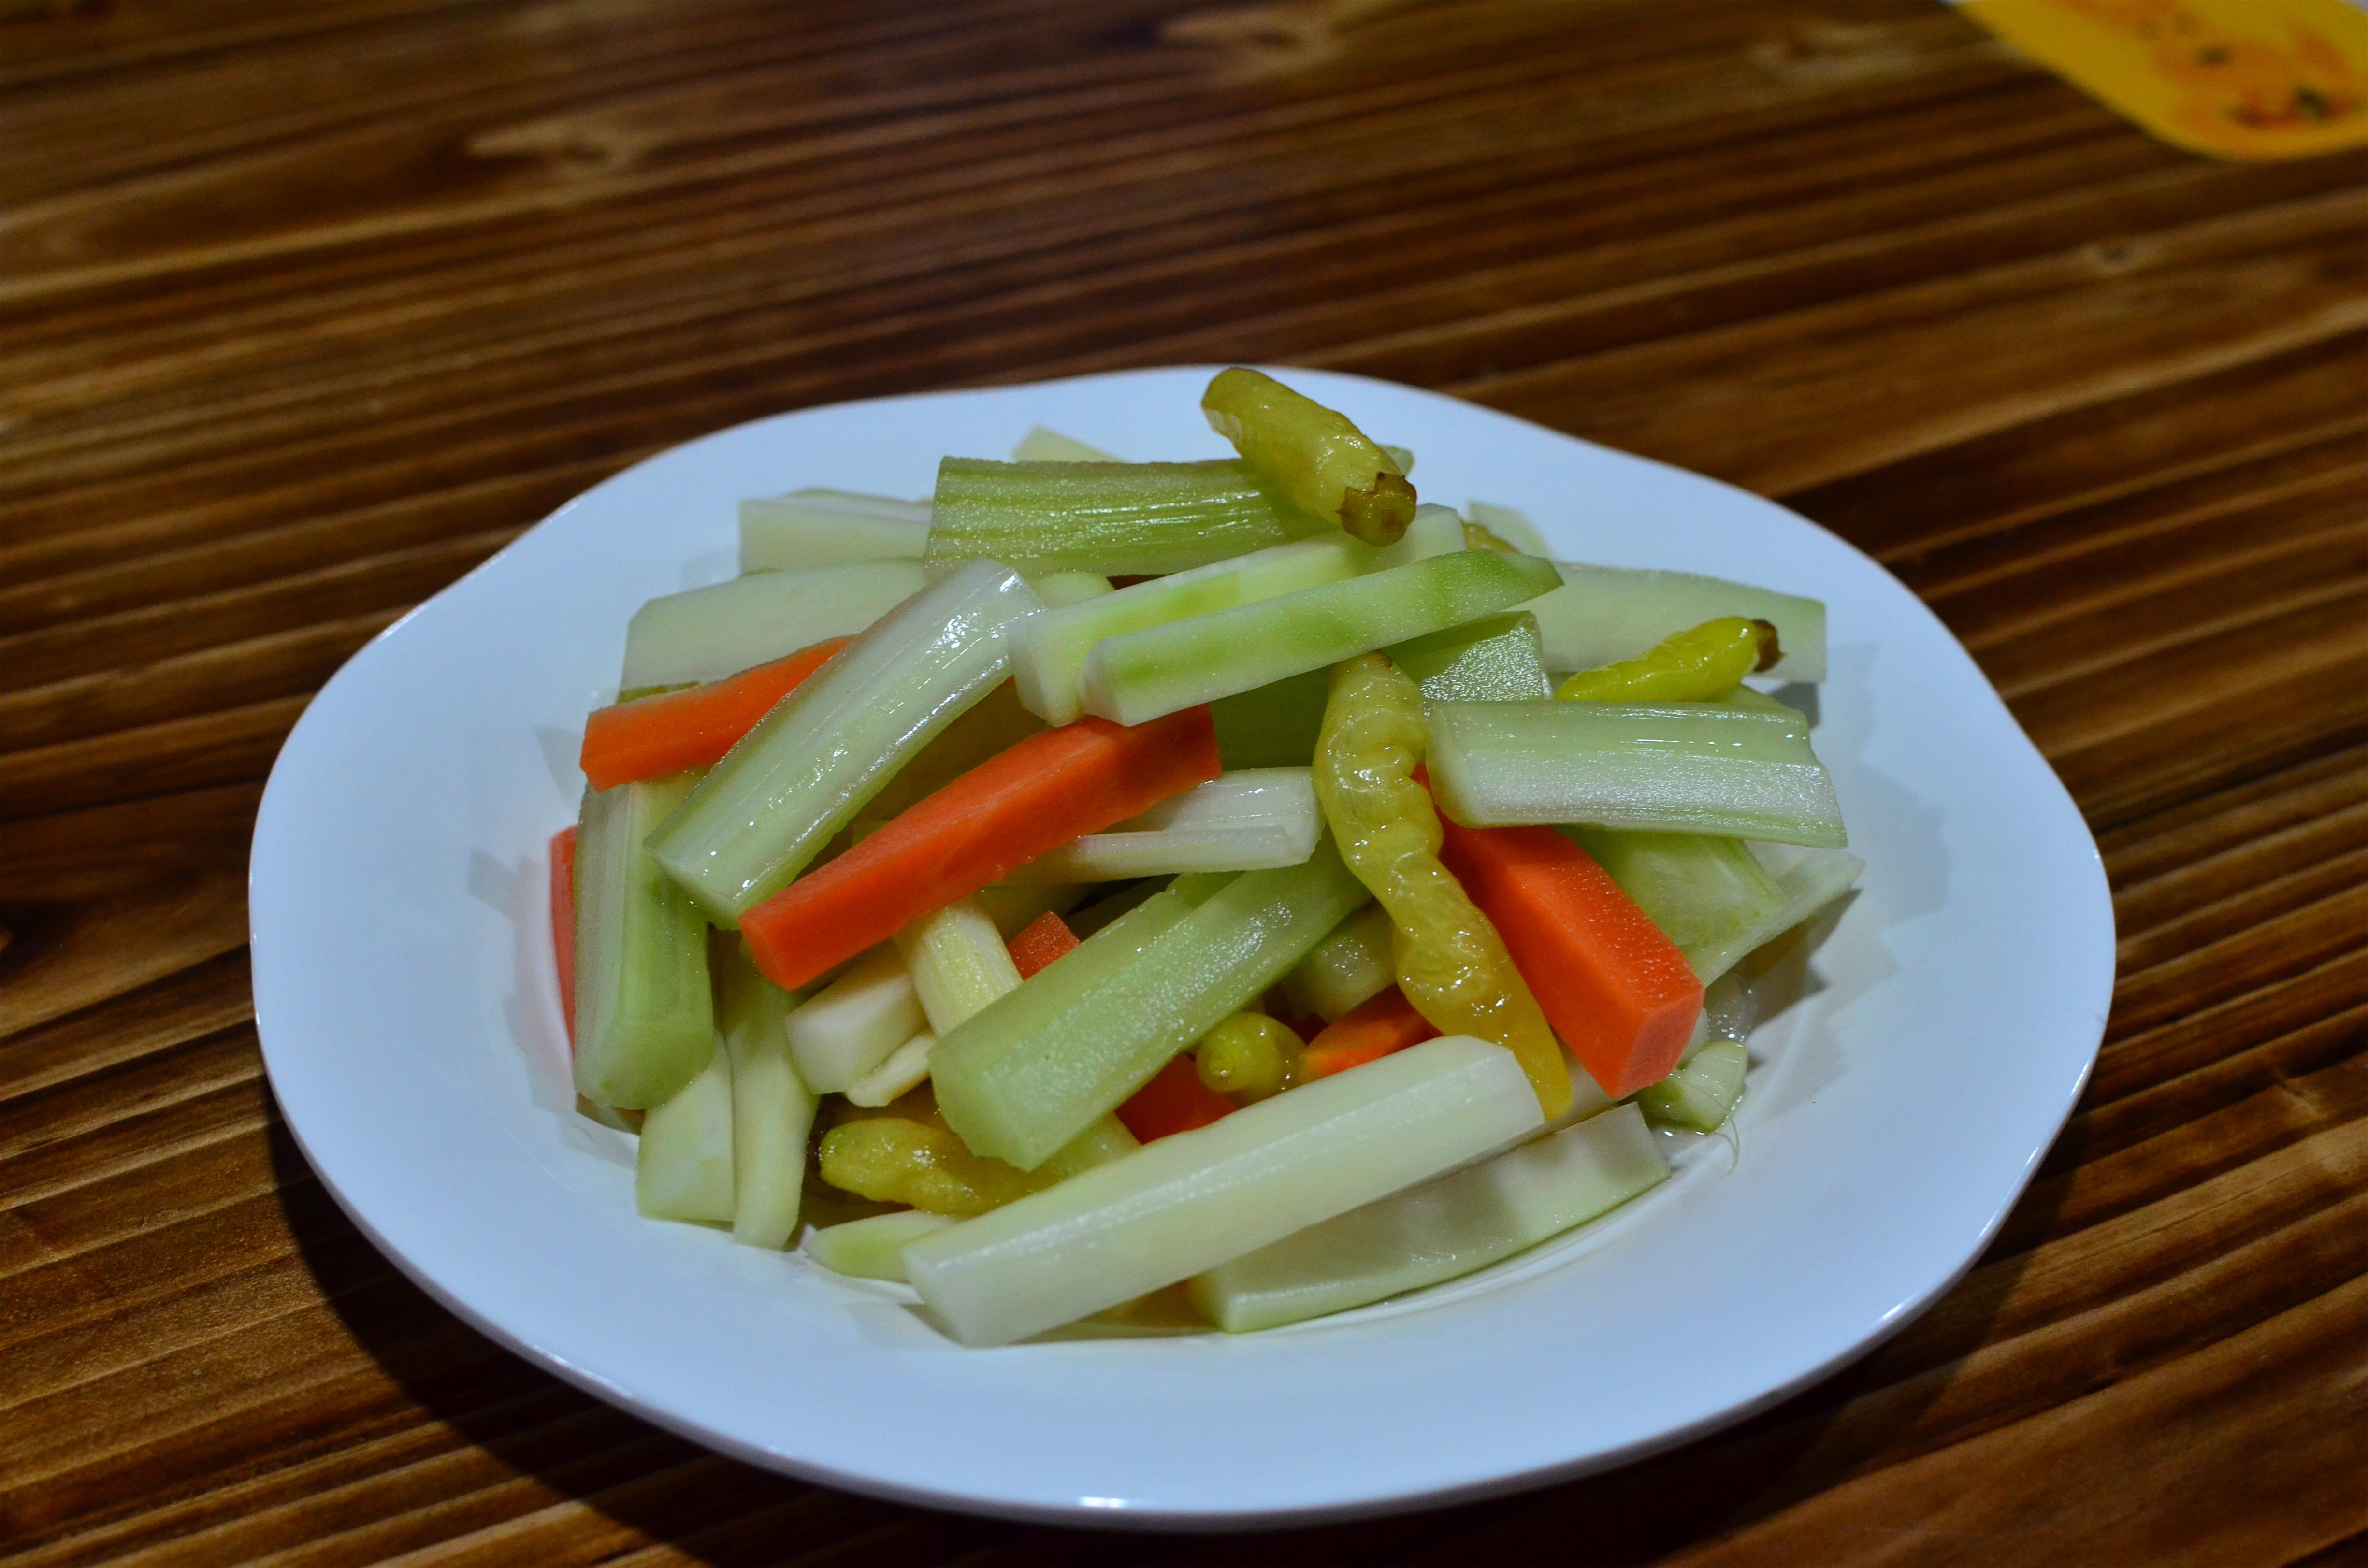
[554,370,1860,1345]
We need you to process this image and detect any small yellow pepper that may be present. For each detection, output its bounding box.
[818,1115,1052,1215]
[1312,653,1571,1117]
[1201,367,1416,546]
[1195,1012,1300,1100]
[1555,616,1779,703]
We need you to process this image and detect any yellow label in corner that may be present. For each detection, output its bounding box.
[1958,0,2368,159]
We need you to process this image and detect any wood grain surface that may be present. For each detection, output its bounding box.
[2,2,2362,1562]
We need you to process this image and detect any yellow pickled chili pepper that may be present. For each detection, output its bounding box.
[1201,367,1417,546]
[1312,654,1572,1117]
[1555,616,1780,703]
[818,1115,1052,1216]
[1195,1012,1300,1100]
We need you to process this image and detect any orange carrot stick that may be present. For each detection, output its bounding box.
[1116,1054,1235,1142]
[549,826,578,1049]
[1435,817,1702,1097]
[578,636,851,790]
[1299,986,1439,1080]
[1007,910,1080,980]
[742,706,1221,990]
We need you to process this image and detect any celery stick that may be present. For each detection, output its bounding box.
[1523,564,1826,683]
[806,1209,959,1281]
[1636,1039,1748,1131]
[928,458,1332,577]
[1014,537,1367,725]
[845,1030,934,1107]
[1566,828,1785,985]
[784,945,923,1093]
[933,844,1371,1169]
[1081,552,1564,727]
[1028,571,1113,608]
[1012,427,1120,462]
[738,490,930,572]
[637,1047,735,1223]
[646,561,1044,921]
[1016,517,1460,726]
[1463,501,1550,558]
[1281,902,1394,1021]
[1426,700,1848,847]
[574,776,715,1109]
[1189,1101,1667,1332]
[1388,610,1551,701]
[1211,669,1331,769]
[715,948,817,1248]
[621,562,927,689]
[906,1035,1544,1345]
[1006,769,1319,882]
[894,895,1022,1034]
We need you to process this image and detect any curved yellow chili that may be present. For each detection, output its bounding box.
[1555,616,1780,703]
[1313,653,1571,1117]
[819,1116,1051,1216]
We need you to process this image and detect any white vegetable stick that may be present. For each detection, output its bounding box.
[903,1035,1545,1345]
[783,946,924,1093]
[635,1047,735,1223]
[1004,768,1320,882]
[621,561,926,689]
[844,1030,935,1108]
[738,489,930,572]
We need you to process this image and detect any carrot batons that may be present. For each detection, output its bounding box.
[1299,987,1439,1080]
[1434,818,1701,1097]
[743,706,1220,991]
[579,637,851,790]
[1007,910,1081,980]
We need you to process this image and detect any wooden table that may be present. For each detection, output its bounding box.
[5,2,2362,1561]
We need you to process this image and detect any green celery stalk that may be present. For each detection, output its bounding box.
[1636,1039,1748,1130]
[1189,1101,1668,1332]
[805,1209,960,1280]
[574,775,715,1109]
[928,457,1332,576]
[620,561,926,689]
[1280,902,1395,1021]
[1004,768,1319,882]
[1388,610,1551,701]
[645,561,1044,922]
[1013,510,1464,725]
[1522,564,1826,682]
[1080,551,1564,727]
[1426,699,1848,847]
[1566,828,1785,985]
[636,1046,735,1223]
[932,842,1372,1169]
[715,947,816,1248]
[738,490,930,572]
[1014,537,1367,725]
[905,1035,1545,1344]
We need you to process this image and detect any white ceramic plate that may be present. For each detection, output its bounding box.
[251,367,2113,1527]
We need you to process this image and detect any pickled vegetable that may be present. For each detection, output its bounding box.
[819,1116,1051,1215]
[738,490,929,572]
[1555,616,1778,703]
[716,945,817,1248]
[928,458,1328,577]
[904,1035,1545,1345]
[621,561,924,690]
[1521,564,1826,683]
[637,1048,735,1223]
[1636,1039,1749,1131]
[1195,1012,1298,1099]
[805,1209,959,1281]
[1314,654,1571,1118]
[573,773,715,1110]
[1388,610,1552,702]
[1200,367,1416,545]
[1281,902,1396,1022]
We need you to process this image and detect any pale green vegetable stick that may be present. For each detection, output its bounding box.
[715,947,816,1248]
[621,561,926,689]
[636,1047,735,1224]
[905,1035,1545,1345]
[646,560,1044,922]
[1079,550,1563,727]
[1190,1101,1669,1332]
[1425,699,1848,847]
[737,490,930,572]
[574,774,714,1110]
